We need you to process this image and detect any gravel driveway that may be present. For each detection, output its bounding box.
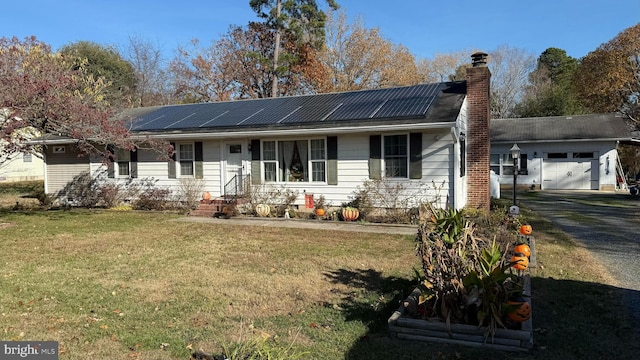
[520,190,640,329]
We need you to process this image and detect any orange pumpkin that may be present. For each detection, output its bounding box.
[316,208,325,217]
[506,300,531,322]
[202,191,211,201]
[511,254,529,271]
[342,207,360,221]
[519,224,533,235]
[514,243,531,257]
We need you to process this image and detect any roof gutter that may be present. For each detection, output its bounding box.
[129,122,455,140]
[491,138,633,145]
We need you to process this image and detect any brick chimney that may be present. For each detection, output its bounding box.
[466,52,491,212]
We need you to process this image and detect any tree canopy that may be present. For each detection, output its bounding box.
[319,10,419,92]
[514,47,584,117]
[59,41,137,108]
[249,0,339,96]
[0,36,139,163]
[574,23,640,125]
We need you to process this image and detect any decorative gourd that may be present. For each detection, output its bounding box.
[519,224,533,235]
[506,300,531,322]
[342,207,359,221]
[511,254,529,270]
[255,204,270,217]
[315,208,325,217]
[202,191,211,201]
[514,243,531,257]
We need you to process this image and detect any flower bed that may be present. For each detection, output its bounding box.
[388,274,533,352]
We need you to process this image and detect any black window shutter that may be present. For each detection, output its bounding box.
[520,154,528,175]
[327,136,338,185]
[130,149,138,178]
[194,141,203,179]
[250,139,261,185]
[369,135,381,179]
[409,132,422,179]
[459,137,466,177]
[168,142,176,179]
[107,145,115,178]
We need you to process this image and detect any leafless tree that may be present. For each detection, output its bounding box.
[488,45,536,119]
[125,36,175,106]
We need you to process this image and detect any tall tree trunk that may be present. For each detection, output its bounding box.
[271,0,281,97]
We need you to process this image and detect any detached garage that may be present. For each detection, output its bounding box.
[491,113,633,191]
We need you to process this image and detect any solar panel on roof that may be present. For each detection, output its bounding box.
[128,83,449,132]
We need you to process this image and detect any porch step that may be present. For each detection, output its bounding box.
[189,199,226,217]
[189,198,245,218]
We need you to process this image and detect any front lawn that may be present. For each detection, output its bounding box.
[1,193,639,359]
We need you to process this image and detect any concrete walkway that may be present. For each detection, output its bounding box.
[173,216,418,235]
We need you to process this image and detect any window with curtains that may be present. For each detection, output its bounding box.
[261,139,326,182]
[178,143,194,177]
[384,134,408,178]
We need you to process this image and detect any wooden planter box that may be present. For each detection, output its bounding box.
[388,275,533,352]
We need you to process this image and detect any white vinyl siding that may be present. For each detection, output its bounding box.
[45,146,89,194]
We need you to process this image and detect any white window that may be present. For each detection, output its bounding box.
[491,153,528,176]
[383,134,408,178]
[178,143,194,177]
[116,149,130,177]
[23,153,33,163]
[261,139,326,183]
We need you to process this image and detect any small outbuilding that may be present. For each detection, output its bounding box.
[490,113,632,191]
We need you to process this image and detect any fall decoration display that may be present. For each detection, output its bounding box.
[514,243,531,257]
[342,207,359,221]
[519,224,533,235]
[315,208,325,217]
[202,191,211,201]
[511,254,529,271]
[255,204,270,217]
[506,300,531,322]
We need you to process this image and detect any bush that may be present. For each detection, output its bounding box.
[347,179,438,223]
[176,177,205,210]
[245,184,298,216]
[131,179,173,211]
[55,171,102,208]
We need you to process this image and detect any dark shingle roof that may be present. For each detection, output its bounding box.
[127,82,466,133]
[491,114,632,143]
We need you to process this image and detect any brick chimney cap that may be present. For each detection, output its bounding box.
[471,52,488,67]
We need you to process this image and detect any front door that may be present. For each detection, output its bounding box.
[224,143,244,195]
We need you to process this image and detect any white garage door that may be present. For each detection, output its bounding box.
[542,158,599,190]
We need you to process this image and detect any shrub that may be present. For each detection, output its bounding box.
[245,184,298,216]
[55,171,102,207]
[130,178,173,211]
[176,177,205,210]
[347,178,437,223]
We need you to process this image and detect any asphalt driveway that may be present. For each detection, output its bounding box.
[520,190,640,329]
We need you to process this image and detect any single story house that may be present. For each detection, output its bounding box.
[0,151,44,183]
[491,113,632,191]
[40,53,494,211]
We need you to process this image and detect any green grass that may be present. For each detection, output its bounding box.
[1,184,639,359]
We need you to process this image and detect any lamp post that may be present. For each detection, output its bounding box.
[510,144,521,206]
